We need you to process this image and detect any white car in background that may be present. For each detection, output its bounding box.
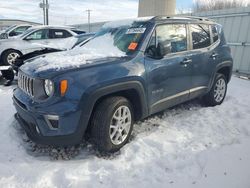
[0,25,86,65]
[0,25,32,39]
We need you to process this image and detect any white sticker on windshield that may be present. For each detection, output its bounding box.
[126,28,146,34]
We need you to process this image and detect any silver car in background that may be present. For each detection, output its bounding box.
[0,25,85,65]
[0,25,32,39]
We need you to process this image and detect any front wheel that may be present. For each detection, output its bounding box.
[1,50,21,66]
[203,73,227,106]
[90,96,134,153]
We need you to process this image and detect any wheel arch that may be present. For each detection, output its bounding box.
[0,48,23,61]
[208,61,233,91]
[76,80,149,137]
[82,81,148,121]
[217,66,232,83]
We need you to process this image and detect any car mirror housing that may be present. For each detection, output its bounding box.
[9,31,18,37]
[146,44,164,59]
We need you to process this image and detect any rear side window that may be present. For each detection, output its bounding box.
[212,25,219,43]
[49,29,72,39]
[153,24,187,56]
[190,24,211,49]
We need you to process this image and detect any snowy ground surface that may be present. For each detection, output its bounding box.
[0,76,250,188]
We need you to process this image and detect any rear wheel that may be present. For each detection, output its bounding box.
[90,96,134,153]
[203,73,227,106]
[1,50,21,65]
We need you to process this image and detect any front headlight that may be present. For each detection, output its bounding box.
[44,79,54,97]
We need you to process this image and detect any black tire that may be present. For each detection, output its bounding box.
[203,73,227,106]
[1,50,22,66]
[90,96,134,153]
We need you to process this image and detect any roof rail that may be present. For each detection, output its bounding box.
[183,16,212,21]
[150,15,213,22]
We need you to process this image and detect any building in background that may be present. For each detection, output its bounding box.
[138,0,176,17]
[73,0,177,32]
[0,19,40,31]
[192,7,250,74]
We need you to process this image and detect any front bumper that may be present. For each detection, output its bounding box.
[13,90,87,146]
[14,113,82,146]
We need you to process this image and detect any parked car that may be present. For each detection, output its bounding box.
[0,33,94,86]
[12,32,94,69]
[0,25,32,39]
[0,25,85,66]
[13,16,233,153]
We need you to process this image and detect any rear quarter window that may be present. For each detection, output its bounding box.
[190,24,211,49]
[212,25,219,43]
[49,29,72,39]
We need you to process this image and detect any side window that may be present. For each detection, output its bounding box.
[9,26,30,36]
[212,25,219,43]
[13,26,30,33]
[190,24,211,49]
[25,29,49,40]
[156,24,187,56]
[49,29,72,39]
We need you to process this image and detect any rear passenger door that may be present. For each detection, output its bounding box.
[145,24,193,114]
[188,24,218,99]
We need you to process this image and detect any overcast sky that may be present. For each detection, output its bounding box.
[0,0,193,25]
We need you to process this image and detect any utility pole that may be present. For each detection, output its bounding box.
[45,0,49,25]
[39,0,49,25]
[86,9,92,33]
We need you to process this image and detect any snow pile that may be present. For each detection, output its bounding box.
[0,77,250,188]
[21,33,125,73]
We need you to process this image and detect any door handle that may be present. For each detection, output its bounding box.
[210,52,219,59]
[180,58,192,65]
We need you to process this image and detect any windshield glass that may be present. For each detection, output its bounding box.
[79,21,149,55]
[20,28,36,38]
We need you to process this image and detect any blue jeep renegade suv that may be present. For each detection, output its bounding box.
[13,16,233,152]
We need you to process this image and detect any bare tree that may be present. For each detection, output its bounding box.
[193,0,250,12]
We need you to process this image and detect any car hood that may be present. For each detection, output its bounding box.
[20,49,127,78]
[20,33,127,78]
[0,37,20,42]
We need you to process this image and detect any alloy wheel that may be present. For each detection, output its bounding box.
[214,78,226,102]
[7,52,20,65]
[109,105,132,145]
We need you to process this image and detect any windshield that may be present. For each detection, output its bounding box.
[80,21,149,55]
[19,28,36,38]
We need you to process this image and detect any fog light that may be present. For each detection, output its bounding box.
[44,115,59,130]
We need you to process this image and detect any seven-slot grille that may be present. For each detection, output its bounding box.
[18,72,34,97]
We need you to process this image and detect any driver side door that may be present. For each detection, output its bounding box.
[144,23,193,114]
[22,29,50,53]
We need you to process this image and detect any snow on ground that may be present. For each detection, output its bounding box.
[0,76,250,188]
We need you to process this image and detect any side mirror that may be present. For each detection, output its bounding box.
[146,45,158,58]
[157,42,165,59]
[24,36,32,41]
[9,31,18,37]
[146,43,165,59]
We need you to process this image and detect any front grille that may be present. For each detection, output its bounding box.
[18,72,35,97]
